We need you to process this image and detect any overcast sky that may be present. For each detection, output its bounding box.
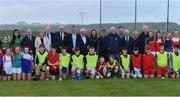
[0,0,180,24]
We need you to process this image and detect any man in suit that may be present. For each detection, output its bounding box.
[121,29,135,54]
[79,28,89,56]
[44,26,54,46]
[67,25,81,54]
[22,28,36,57]
[54,25,68,53]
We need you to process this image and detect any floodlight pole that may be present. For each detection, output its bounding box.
[166,0,170,32]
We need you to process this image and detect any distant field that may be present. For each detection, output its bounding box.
[0,78,180,96]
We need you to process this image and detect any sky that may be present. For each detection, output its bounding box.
[0,0,180,24]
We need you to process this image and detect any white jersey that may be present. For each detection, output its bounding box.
[3,54,12,68]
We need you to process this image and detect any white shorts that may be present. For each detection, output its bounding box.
[4,67,13,75]
[86,67,96,75]
[12,68,22,73]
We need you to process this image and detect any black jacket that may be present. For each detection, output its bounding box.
[121,36,135,54]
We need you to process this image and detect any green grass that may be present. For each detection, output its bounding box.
[0,78,180,96]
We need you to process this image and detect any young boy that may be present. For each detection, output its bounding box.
[71,47,84,79]
[47,44,60,80]
[106,55,119,79]
[35,44,48,80]
[142,45,155,78]
[85,47,98,79]
[171,45,180,78]
[59,46,70,80]
[156,43,169,78]
[120,47,130,78]
[130,47,142,78]
[2,48,12,80]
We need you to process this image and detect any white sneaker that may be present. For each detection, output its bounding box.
[59,78,62,81]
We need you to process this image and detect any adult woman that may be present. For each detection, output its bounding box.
[34,30,50,52]
[11,29,23,47]
[88,29,99,52]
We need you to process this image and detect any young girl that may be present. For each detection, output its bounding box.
[96,56,107,79]
[154,31,164,52]
[145,31,155,55]
[120,47,131,79]
[164,32,172,52]
[12,45,22,80]
[22,47,33,80]
[2,48,12,80]
[171,31,180,49]
[11,29,23,47]
[1,34,11,54]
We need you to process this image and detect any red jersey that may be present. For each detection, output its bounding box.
[97,62,106,74]
[142,53,154,70]
[171,37,180,48]
[155,39,164,51]
[148,41,155,51]
[48,52,60,65]
[131,54,142,69]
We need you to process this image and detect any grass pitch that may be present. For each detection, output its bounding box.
[0,78,180,96]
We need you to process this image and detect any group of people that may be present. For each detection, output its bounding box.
[0,24,180,81]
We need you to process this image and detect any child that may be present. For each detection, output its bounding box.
[1,34,11,54]
[106,55,119,79]
[71,47,84,79]
[120,47,130,78]
[0,49,3,80]
[171,45,180,78]
[2,48,12,80]
[164,32,172,52]
[142,45,155,78]
[59,46,70,80]
[96,56,107,79]
[47,44,60,80]
[85,47,98,79]
[22,47,33,80]
[130,47,142,78]
[145,31,155,54]
[12,45,22,80]
[171,31,180,48]
[154,31,164,52]
[35,44,48,80]
[156,43,169,78]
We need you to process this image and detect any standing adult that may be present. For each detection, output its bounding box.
[98,29,108,61]
[88,29,99,52]
[54,25,68,53]
[107,26,122,60]
[44,26,54,46]
[132,31,141,51]
[121,29,134,54]
[117,26,124,39]
[22,28,36,56]
[11,29,23,47]
[79,28,89,56]
[35,30,50,52]
[139,25,149,54]
[67,25,81,54]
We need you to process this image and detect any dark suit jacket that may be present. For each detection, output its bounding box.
[54,31,69,53]
[121,36,134,54]
[44,32,54,44]
[67,33,81,54]
[79,35,89,55]
[22,35,36,54]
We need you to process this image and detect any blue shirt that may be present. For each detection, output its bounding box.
[72,33,77,48]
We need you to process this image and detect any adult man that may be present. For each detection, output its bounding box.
[139,25,149,54]
[79,28,89,56]
[44,26,54,46]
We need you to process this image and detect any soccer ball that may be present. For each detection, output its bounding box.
[96,75,100,79]
[50,65,59,75]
